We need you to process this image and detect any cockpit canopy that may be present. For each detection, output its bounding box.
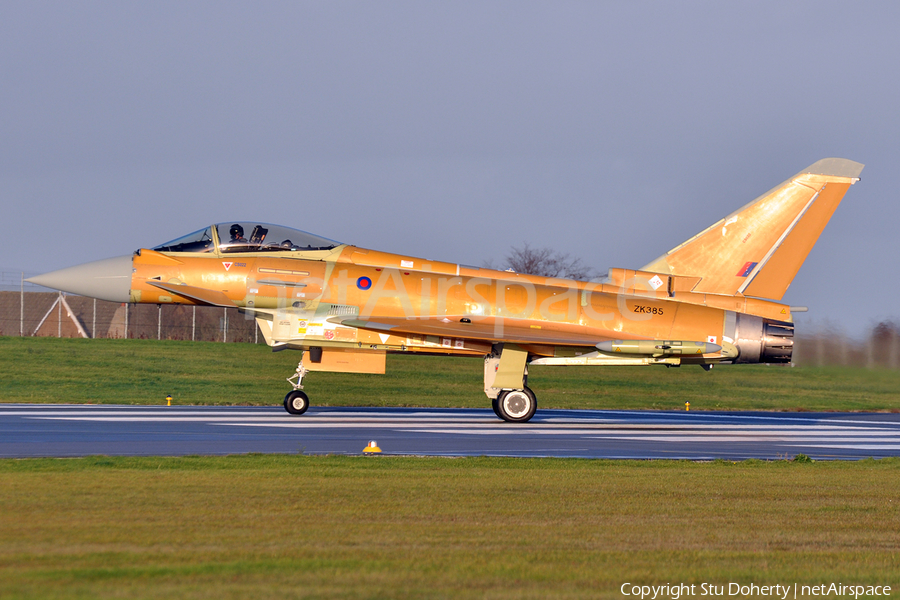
[151,222,342,254]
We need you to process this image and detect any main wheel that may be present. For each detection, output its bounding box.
[491,397,502,418]
[496,387,537,423]
[284,390,310,415]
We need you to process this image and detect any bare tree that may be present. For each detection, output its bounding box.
[870,320,900,369]
[497,243,595,280]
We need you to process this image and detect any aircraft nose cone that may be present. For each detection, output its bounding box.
[27,255,133,303]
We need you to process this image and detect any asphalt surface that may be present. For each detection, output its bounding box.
[2,404,900,460]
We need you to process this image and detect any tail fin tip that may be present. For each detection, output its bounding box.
[804,158,864,180]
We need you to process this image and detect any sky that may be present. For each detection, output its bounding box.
[1,1,896,336]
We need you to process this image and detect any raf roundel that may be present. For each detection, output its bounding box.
[357,276,372,290]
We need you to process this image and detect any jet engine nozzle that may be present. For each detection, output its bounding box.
[731,314,794,364]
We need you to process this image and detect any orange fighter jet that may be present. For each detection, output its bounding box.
[29,158,863,422]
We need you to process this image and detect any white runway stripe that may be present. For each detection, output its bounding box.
[27,416,493,424]
[415,429,900,438]
[791,444,900,450]
[588,435,900,443]
[575,410,900,427]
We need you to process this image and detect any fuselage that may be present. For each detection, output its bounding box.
[28,221,795,367]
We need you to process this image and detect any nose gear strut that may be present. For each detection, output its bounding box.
[284,352,310,415]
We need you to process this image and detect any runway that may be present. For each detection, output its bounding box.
[2,404,900,460]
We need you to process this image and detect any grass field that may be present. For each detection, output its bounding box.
[1,336,899,411]
[1,456,898,599]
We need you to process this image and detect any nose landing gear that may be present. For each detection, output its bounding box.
[284,357,310,415]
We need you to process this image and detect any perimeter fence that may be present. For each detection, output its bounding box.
[0,270,260,343]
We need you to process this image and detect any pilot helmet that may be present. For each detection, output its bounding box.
[229,224,244,239]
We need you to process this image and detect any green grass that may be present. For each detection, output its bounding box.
[2,336,900,411]
[0,456,898,599]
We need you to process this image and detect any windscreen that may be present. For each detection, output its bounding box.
[151,227,215,253]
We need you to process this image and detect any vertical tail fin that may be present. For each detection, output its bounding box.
[641,158,863,300]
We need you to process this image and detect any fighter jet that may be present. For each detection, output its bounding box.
[29,158,863,422]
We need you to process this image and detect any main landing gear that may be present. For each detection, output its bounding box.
[284,359,310,415]
[485,345,538,423]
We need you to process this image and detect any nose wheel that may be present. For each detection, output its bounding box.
[284,390,310,415]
